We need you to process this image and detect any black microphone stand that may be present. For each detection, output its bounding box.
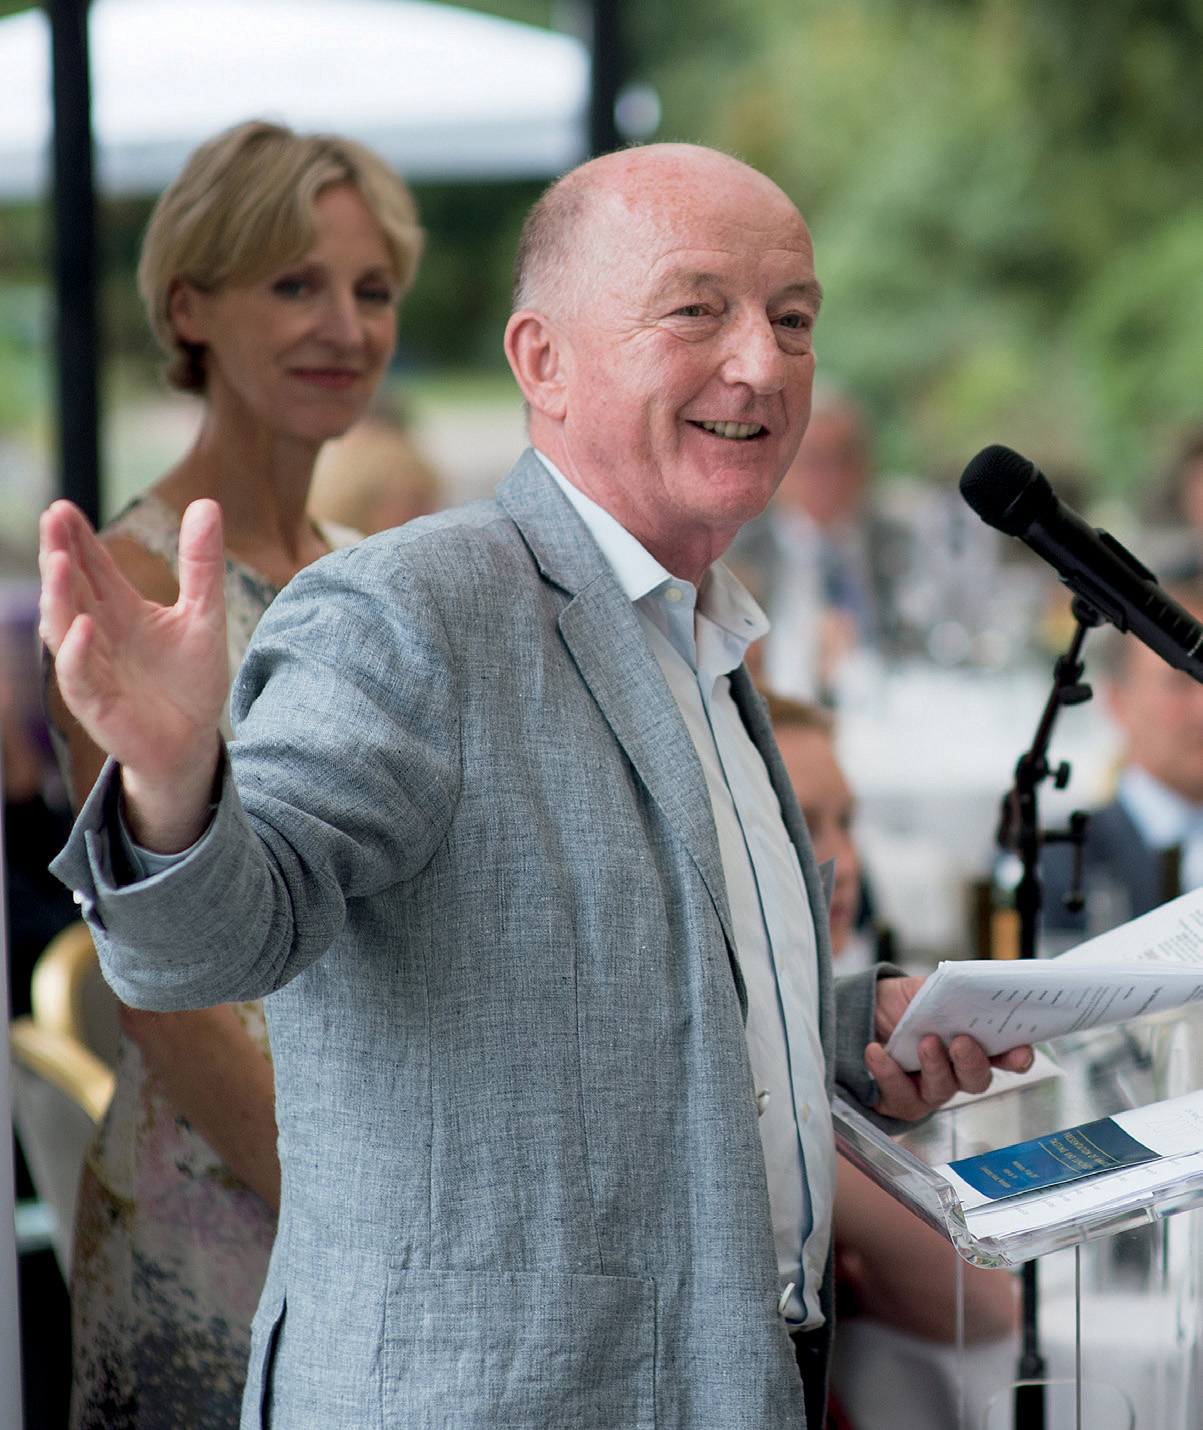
[996,595,1101,1430]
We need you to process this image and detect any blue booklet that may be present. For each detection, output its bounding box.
[949,1117,1158,1200]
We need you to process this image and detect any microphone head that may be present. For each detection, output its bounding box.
[959,444,1056,536]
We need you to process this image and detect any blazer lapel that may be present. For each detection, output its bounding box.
[497,454,740,991]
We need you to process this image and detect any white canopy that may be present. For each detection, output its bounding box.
[0,0,589,197]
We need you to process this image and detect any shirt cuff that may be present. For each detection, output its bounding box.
[114,776,222,880]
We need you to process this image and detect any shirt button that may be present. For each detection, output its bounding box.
[756,1089,771,1117]
[801,1103,810,1123]
[777,1282,796,1316]
[665,586,683,603]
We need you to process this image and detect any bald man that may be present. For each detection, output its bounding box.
[44,145,1025,1427]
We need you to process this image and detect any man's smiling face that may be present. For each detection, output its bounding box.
[549,148,821,579]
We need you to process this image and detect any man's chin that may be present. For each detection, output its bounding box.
[702,468,781,524]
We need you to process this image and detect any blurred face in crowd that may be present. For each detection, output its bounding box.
[775,724,860,955]
[171,184,399,447]
[774,400,869,529]
[510,145,822,581]
[1108,620,1203,804]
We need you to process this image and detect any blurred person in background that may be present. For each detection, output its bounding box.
[731,384,907,701]
[1042,581,1203,941]
[768,691,1019,1429]
[42,119,422,1429]
[307,400,444,535]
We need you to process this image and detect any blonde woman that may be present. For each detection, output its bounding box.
[44,119,421,1430]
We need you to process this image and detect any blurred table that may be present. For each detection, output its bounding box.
[834,657,1121,960]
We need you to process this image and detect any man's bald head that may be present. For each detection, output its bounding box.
[512,144,804,323]
[504,142,819,583]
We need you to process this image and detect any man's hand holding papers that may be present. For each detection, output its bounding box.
[884,886,1203,1073]
[866,975,1035,1119]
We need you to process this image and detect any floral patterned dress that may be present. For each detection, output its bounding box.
[67,492,356,1430]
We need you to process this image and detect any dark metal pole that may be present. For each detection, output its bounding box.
[589,0,621,156]
[48,0,101,527]
[1000,601,1101,1429]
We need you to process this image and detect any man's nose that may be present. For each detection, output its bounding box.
[721,314,788,394]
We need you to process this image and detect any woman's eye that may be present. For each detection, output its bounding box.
[358,283,396,306]
[271,275,309,299]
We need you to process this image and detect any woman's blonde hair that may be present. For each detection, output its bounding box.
[138,119,424,392]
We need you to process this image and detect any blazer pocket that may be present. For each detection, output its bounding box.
[383,1268,656,1428]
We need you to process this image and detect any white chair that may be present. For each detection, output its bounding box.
[10,1017,114,1279]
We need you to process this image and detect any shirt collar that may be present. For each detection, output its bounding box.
[1117,765,1203,847]
[536,449,769,672]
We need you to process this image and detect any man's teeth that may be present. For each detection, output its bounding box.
[698,420,763,440]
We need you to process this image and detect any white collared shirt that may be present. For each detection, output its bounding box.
[539,453,834,1328]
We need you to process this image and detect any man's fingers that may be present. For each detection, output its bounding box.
[39,504,92,649]
[864,1042,928,1120]
[868,1028,1037,1121]
[41,498,137,617]
[916,1034,961,1104]
[177,499,226,612]
[53,612,111,716]
[991,1045,1035,1075]
[947,1034,993,1096]
[38,546,77,653]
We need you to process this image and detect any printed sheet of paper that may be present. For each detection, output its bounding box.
[884,886,1203,1072]
[1054,884,1203,968]
[936,1089,1203,1211]
[884,960,1203,1071]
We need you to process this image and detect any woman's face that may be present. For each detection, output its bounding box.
[172,183,399,446]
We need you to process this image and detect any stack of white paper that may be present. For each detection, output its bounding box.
[885,886,1203,1073]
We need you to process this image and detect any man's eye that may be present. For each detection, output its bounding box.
[777,312,811,330]
[674,304,707,317]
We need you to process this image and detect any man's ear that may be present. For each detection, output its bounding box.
[504,310,569,422]
[168,279,208,346]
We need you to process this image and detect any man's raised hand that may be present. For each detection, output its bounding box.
[39,498,230,852]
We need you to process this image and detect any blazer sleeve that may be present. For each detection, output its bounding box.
[832,963,912,1127]
[51,540,463,1011]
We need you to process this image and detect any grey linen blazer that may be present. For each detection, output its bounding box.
[57,450,889,1429]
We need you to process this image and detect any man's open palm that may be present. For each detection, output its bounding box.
[39,498,229,790]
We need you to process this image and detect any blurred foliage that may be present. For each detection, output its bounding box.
[400,180,546,369]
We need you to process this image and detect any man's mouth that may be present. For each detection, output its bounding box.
[694,420,765,441]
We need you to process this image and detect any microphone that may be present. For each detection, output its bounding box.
[959,443,1203,680]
